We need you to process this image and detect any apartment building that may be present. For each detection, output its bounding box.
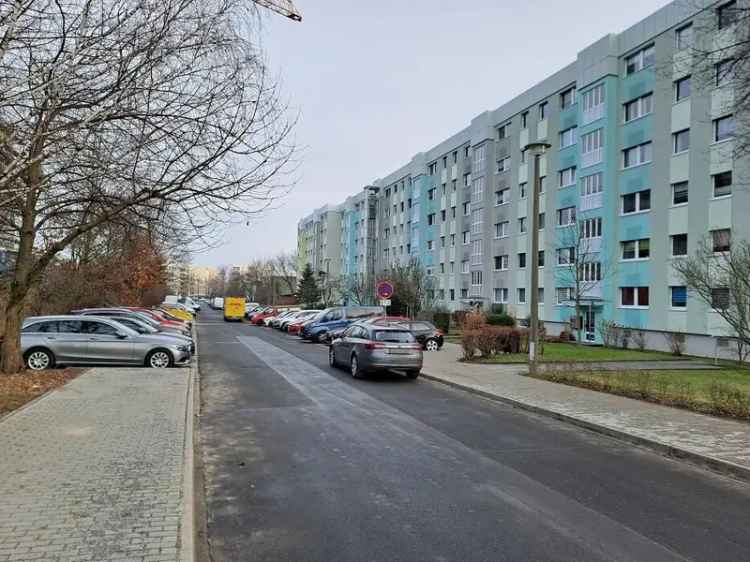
[298,0,749,356]
[297,204,344,279]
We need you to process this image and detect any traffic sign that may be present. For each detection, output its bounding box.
[376,280,394,300]
[379,299,391,307]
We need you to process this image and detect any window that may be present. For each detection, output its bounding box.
[82,321,119,335]
[671,233,688,257]
[462,230,470,245]
[580,217,602,239]
[623,142,652,168]
[473,144,486,175]
[673,129,690,153]
[671,286,688,308]
[497,124,508,139]
[494,255,509,270]
[450,289,455,301]
[427,240,434,251]
[718,1,737,29]
[517,288,526,304]
[461,288,468,299]
[495,221,509,238]
[556,206,576,227]
[519,182,527,199]
[538,250,545,267]
[621,189,651,214]
[538,288,545,304]
[471,239,483,265]
[713,171,733,197]
[625,44,654,75]
[675,23,693,50]
[712,228,731,252]
[538,212,545,230]
[559,127,577,148]
[471,176,486,203]
[539,101,548,120]
[713,115,735,142]
[675,76,691,101]
[623,93,653,122]
[539,176,547,194]
[581,173,603,196]
[582,261,602,282]
[441,210,446,221]
[621,286,650,307]
[461,260,469,274]
[463,202,470,216]
[494,287,509,303]
[558,166,576,187]
[672,181,688,205]
[471,209,483,235]
[428,188,436,200]
[463,173,471,187]
[521,111,528,128]
[581,129,604,164]
[497,157,511,173]
[556,287,574,304]
[22,321,58,333]
[621,238,650,260]
[560,87,576,109]
[427,213,436,225]
[715,59,735,86]
[712,287,730,309]
[450,234,455,246]
[582,84,605,113]
[518,217,527,233]
[471,271,483,295]
[556,247,575,265]
[518,252,527,268]
[495,188,510,205]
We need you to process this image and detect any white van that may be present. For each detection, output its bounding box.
[212,297,224,310]
[164,295,179,305]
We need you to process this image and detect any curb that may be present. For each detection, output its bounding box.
[179,361,196,562]
[420,371,750,483]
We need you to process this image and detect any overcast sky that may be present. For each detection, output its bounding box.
[194,0,671,267]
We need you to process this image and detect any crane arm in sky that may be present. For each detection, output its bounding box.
[252,0,302,22]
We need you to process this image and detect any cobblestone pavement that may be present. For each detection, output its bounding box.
[0,368,191,562]
[423,344,750,477]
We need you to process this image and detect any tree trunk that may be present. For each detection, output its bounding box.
[0,294,26,373]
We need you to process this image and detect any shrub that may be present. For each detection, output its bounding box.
[632,329,647,351]
[490,303,506,315]
[475,328,498,357]
[463,310,485,331]
[433,311,450,334]
[462,325,529,358]
[461,330,479,360]
[486,313,516,327]
[598,320,620,348]
[709,381,750,418]
[664,332,685,356]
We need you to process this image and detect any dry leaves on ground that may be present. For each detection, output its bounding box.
[0,369,84,417]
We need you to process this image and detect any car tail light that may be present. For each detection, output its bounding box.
[364,342,386,350]
[410,344,422,350]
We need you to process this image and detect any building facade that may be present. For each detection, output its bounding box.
[298,0,749,355]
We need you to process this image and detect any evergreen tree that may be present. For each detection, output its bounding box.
[297,263,320,308]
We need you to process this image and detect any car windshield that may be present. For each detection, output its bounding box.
[373,330,415,343]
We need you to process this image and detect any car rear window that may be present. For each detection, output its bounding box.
[411,322,434,331]
[373,330,415,343]
[348,307,385,318]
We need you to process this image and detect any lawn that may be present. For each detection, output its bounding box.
[469,342,682,364]
[532,367,750,420]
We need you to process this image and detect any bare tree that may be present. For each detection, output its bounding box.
[342,273,374,306]
[270,251,298,295]
[0,0,294,372]
[387,259,435,318]
[555,220,616,343]
[673,236,750,362]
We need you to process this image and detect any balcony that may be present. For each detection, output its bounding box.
[449,247,456,261]
[581,283,603,299]
[440,196,447,210]
[450,192,457,207]
[451,164,458,180]
[581,148,603,168]
[581,236,602,253]
[441,169,448,184]
[580,192,603,211]
[439,223,446,236]
[582,104,605,125]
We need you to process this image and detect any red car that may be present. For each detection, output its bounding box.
[126,307,189,330]
[250,308,279,325]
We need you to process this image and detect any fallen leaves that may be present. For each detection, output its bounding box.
[0,369,85,417]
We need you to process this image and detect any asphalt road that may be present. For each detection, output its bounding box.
[197,308,750,562]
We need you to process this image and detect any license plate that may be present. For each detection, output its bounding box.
[388,349,411,354]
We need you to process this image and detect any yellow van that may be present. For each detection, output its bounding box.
[162,306,194,322]
[223,297,246,321]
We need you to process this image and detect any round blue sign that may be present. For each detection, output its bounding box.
[376,281,394,300]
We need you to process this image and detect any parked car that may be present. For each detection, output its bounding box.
[280,310,319,331]
[328,324,422,379]
[106,316,195,353]
[21,315,191,370]
[72,308,191,337]
[250,307,279,325]
[321,315,411,344]
[401,320,444,351]
[301,306,385,343]
[161,304,194,323]
[270,309,299,328]
[288,312,324,335]
[244,302,260,317]
[125,307,189,331]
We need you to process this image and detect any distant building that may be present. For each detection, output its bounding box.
[188,266,218,296]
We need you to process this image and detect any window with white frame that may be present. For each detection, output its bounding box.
[672,181,688,205]
[581,172,603,196]
[621,238,650,260]
[673,129,690,153]
[494,287,509,303]
[521,111,528,128]
[471,239,483,265]
[463,173,471,187]
[713,170,733,197]
[463,201,470,216]
[556,247,575,265]
[462,230,470,245]
[713,115,735,142]
[582,84,605,116]
[494,255,509,270]
[538,250,545,267]
[497,157,511,173]
[674,76,691,101]
[538,102,548,120]
[472,144,486,175]
[712,287,730,309]
[621,189,651,214]
[538,212,545,229]
[518,217,527,233]
[556,287,574,304]
[671,233,688,257]
[495,188,510,205]
[671,286,687,308]
[580,217,602,239]
[461,260,469,274]
[497,123,508,139]
[470,271,483,295]
[559,127,577,148]
[675,23,693,50]
[539,175,547,194]
[623,142,652,168]
[519,182,527,199]
[471,176,486,203]
[581,129,604,165]
[560,87,576,109]
[495,221,509,238]
[471,209,483,235]
[582,261,602,282]
[557,206,576,227]
[625,44,654,75]
[558,166,576,188]
[712,228,731,252]
[518,252,526,268]
[620,286,650,307]
[517,288,526,304]
[623,93,653,122]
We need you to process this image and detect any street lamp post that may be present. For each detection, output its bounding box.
[523,142,551,375]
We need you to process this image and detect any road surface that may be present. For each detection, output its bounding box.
[197,308,750,562]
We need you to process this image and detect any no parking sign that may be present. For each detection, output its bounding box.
[376,281,394,300]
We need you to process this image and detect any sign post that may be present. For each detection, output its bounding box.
[376,281,394,315]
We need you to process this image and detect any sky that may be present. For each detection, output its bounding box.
[194,0,672,267]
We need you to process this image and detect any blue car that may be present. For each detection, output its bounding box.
[301,306,385,343]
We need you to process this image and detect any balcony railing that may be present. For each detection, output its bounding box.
[581,148,603,168]
[582,104,605,125]
[580,192,603,211]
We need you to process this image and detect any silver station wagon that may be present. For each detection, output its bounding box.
[21,315,191,370]
[329,324,423,379]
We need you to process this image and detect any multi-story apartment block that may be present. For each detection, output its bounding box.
[298,0,748,356]
[297,204,343,279]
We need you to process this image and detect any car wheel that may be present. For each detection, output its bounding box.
[406,370,420,379]
[24,348,55,371]
[425,338,440,352]
[350,354,362,379]
[145,349,173,369]
[328,346,337,368]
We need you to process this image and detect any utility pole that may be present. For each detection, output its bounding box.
[523,142,551,375]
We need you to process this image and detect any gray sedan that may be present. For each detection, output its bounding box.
[328,324,422,379]
[21,315,191,370]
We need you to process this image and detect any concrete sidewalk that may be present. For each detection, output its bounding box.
[423,343,750,480]
[0,367,194,562]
